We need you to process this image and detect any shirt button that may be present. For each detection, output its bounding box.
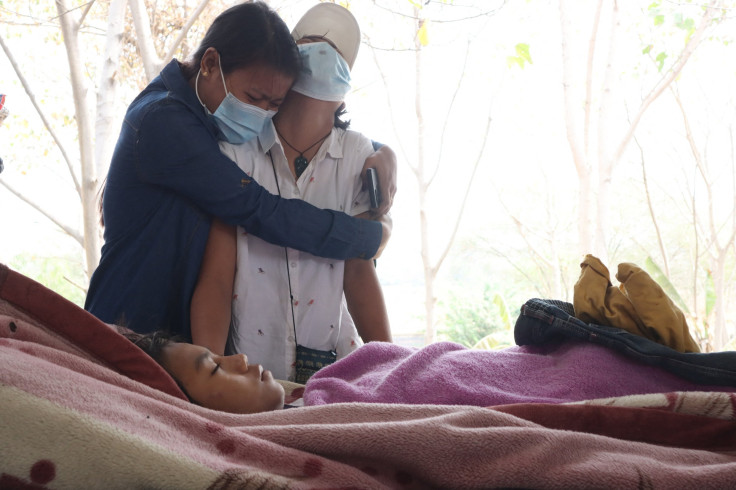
[288,335,294,341]
[290,262,296,268]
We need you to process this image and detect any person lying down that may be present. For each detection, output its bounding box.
[123,330,288,414]
[124,327,736,415]
[122,254,736,415]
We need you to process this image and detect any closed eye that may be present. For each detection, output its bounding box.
[245,93,263,104]
[211,363,221,376]
[246,93,282,110]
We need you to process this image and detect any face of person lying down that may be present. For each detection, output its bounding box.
[160,342,284,414]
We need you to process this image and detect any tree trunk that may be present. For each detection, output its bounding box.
[594,0,620,263]
[128,0,162,80]
[412,9,436,345]
[96,0,127,180]
[559,0,594,256]
[712,253,728,349]
[88,0,129,274]
[673,85,734,351]
[56,0,100,278]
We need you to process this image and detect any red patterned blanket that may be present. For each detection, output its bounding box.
[1,263,735,489]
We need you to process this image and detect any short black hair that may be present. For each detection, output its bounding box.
[122,329,180,364]
[121,329,197,403]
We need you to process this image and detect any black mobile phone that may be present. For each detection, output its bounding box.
[366,168,381,208]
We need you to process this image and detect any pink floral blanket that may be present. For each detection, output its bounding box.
[2,263,736,489]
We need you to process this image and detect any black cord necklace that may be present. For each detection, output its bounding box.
[268,150,340,383]
[267,151,299,345]
[275,127,332,178]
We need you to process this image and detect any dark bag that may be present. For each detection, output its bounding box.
[294,344,337,384]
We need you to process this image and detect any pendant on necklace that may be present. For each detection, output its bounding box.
[294,155,309,178]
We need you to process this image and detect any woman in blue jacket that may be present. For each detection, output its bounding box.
[85,1,395,338]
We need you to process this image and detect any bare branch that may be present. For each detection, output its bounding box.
[690,161,699,317]
[432,110,492,277]
[511,216,555,270]
[428,39,471,188]
[612,0,718,164]
[0,181,83,244]
[78,0,95,26]
[0,32,81,196]
[367,40,415,175]
[558,0,588,180]
[128,0,161,80]
[369,0,508,24]
[559,0,596,254]
[56,0,100,276]
[161,0,211,68]
[597,0,620,178]
[63,274,88,294]
[583,0,604,160]
[634,134,669,275]
[484,242,546,295]
[43,1,94,23]
[731,126,736,234]
[672,87,719,247]
[492,179,557,298]
[510,216,556,296]
[414,14,426,188]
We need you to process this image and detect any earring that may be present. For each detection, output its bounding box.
[202,71,209,76]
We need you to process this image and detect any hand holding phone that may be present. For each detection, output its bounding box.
[366,168,381,209]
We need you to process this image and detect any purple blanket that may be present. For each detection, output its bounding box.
[304,340,734,406]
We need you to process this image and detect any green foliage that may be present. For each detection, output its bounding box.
[644,256,691,315]
[492,293,511,331]
[645,0,698,74]
[9,253,86,307]
[647,1,697,52]
[674,13,696,44]
[705,269,715,318]
[507,43,532,69]
[674,14,695,31]
[473,332,513,350]
[439,286,515,348]
[724,336,736,351]
[418,21,429,46]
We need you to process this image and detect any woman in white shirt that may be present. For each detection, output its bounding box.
[191,3,392,382]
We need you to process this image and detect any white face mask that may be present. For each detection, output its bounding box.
[291,42,351,102]
[195,57,276,144]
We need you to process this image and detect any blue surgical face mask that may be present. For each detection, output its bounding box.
[195,57,276,144]
[291,42,351,102]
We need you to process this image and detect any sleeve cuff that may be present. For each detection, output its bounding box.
[356,218,382,259]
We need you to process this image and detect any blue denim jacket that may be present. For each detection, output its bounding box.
[515,298,736,387]
[85,59,381,336]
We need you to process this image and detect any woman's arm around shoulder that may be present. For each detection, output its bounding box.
[134,104,384,261]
